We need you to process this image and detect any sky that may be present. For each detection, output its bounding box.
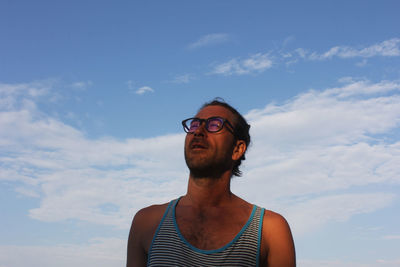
[1,1,400,266]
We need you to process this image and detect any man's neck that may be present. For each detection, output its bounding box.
[183,171,235,208]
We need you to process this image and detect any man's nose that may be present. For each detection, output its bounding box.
[193,121,207,136]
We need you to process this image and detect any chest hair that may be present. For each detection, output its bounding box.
[176,207,248,250]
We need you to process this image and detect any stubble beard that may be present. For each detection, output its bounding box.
[184,147,233,179]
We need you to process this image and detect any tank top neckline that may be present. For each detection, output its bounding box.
[172,196,257,254]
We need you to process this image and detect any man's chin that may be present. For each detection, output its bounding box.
[184,154,208,168]
[188,164,230,179]
[190,170,222,180]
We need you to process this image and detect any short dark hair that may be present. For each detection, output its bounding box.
[200,98,251,177]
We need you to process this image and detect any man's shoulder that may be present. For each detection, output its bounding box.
[261,209,292,238]
[262,209,289,224]
[127,201,173,266]
[259,209,296,266]
[132,202,170,228]
[128,201,171,254]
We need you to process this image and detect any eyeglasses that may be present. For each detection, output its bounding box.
[182,117,235,135]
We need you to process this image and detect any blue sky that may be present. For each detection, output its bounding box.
[1,1,400,266]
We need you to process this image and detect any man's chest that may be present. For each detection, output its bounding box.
[175,207,249,250]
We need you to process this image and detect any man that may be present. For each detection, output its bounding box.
[127,99,296,266]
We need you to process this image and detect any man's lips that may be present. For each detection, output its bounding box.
[190,141,208,149]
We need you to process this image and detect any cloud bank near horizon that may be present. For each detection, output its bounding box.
[1,78,399,235]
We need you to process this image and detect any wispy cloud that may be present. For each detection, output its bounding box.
[0,80,52,109]
[382,235,400,240]
[355,59,368,67]
[286,193,395,236]
[170,74,194,84]
[308,38,400,60]
[71,81,93,90]
[126,80,154,95]
[209,38,400,74]
[126,80,134,90]
[0,238,125,267]
[188,33,230,49]
[211,53,273,75]
[135,86,154,95]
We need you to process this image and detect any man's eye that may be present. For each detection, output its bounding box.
[189,121,200,130]
[208,121,222,130]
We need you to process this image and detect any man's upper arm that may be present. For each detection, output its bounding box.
[262,211,296,267]
[127,204,168,267]
[127,209,148,267]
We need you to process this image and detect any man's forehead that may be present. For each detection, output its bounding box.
[195,105,234,119]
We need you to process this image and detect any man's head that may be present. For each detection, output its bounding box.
[183,99,251,178]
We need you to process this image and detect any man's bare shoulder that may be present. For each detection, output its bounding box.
[262,209,294,245]
[263,210,290,227]
[127,202,170,267]
[132,202,170,232]
[260,209,296,267]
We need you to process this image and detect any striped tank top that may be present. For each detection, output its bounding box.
[147,198,265,266]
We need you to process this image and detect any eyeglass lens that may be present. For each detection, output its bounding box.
[187,118,223,133]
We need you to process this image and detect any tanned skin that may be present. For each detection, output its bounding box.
[127,105,295,267]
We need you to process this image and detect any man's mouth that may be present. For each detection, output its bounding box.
[190,142,207,149]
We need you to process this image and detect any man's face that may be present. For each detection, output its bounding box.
[184,105,237,178]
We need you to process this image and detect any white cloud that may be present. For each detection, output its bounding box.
[308,38,400,60]
[0,238,125,267]
[356,59,368,67]
[71,81,93,90]
[208,38,399,74]
[376,259,400,266]
[295,48,307,58]
[188,33,230,49]
[0,81,184,228]
[135,86,154,95]
[1,78,400,235]
[170,74,194,84]
[286,193,395,236]
[212,53,273,75]
[232,78,400,234]
[382,235,400,240]
[0,80,52,110]
[126,80,134,90]
[324,79,400,97]
[208,38,400,73]
[282,35,295,47]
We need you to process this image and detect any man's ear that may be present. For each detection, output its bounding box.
[232,140,246,161]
